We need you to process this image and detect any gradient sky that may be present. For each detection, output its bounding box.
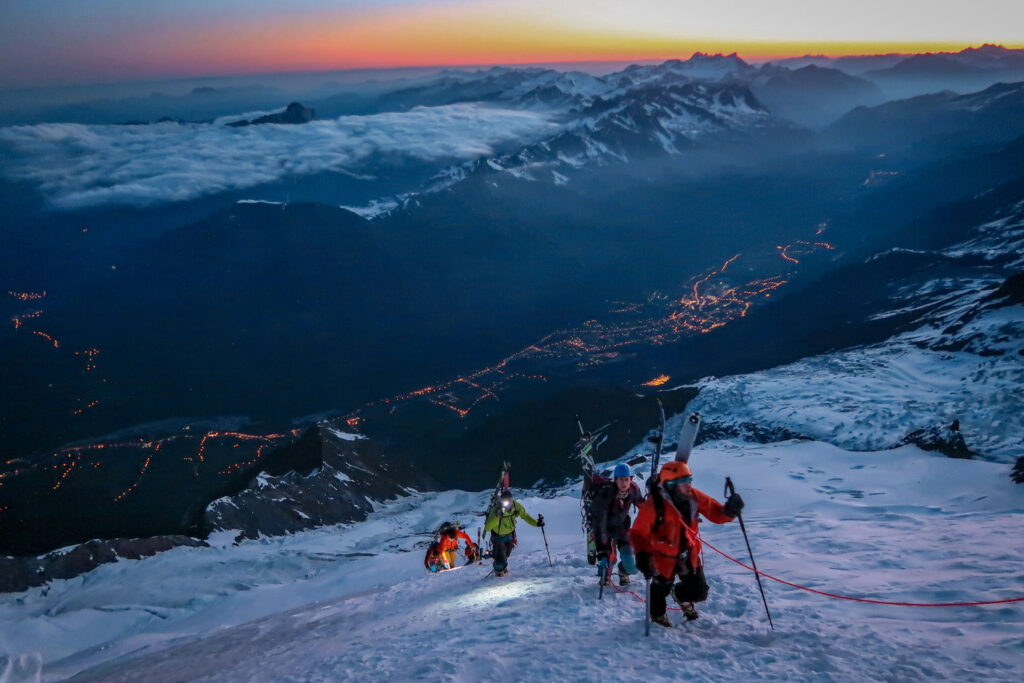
[1,0,1023,88]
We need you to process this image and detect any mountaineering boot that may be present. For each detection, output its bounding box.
[618,569,630,586]
[670,590,699,620]
[651,614,673,628]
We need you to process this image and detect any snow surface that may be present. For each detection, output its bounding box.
[688,314,1023,461]
[337,198,399,219]
[2,440,1021,681]
[324,428,365,442]
[236,199,285,206]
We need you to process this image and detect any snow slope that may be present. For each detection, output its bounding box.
[689,205,1024,462]
[2,440,1021,681]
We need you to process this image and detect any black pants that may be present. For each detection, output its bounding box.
[491,532,515,572]
[650,565,709,618]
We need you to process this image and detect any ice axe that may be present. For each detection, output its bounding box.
[725,476,774,630]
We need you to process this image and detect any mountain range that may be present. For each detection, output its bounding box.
[1,48,1022,567]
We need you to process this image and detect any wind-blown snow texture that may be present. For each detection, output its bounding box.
[2,440,1021,681]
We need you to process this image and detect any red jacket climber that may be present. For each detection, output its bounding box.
[628,460,744,626]
[425,522,479,572]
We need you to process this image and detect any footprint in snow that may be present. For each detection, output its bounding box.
[720,597,747,618]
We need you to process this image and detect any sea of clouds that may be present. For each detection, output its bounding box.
[0,104,558,210]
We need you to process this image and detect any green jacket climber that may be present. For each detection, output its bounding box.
[485,490,544,577]
[484,497,539,537]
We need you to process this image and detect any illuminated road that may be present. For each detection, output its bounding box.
[342,233,837,424]
[4,231,836,498]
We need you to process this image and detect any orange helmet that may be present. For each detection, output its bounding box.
[658,460,693,483]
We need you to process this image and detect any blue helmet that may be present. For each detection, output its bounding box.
[613,463,631,479]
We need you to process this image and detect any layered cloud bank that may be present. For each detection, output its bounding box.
[0,104,557,209]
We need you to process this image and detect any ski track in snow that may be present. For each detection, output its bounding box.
[2,441,1022,682]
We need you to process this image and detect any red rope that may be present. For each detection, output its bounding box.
[607,581,684,611]
[608,581,662,607]
[700,538,1024,608]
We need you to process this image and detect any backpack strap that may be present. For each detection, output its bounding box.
[651,486,666,533]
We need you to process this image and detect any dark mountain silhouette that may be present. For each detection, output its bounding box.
[752,64,886,127]
[227,101,314,126]
[827,81,1024,150]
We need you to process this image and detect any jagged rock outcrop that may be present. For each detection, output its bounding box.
[981,271,1024,307]
[897,419,975,459]
[227,102,314,127]
[0,536,205,594]
[204,424,433,540]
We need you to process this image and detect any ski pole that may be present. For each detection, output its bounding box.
[540,523,553,567]
[725,477,774,631]
[597,555,609,600]
[644,577,651,636]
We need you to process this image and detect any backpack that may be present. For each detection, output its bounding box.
[582,473,615,527]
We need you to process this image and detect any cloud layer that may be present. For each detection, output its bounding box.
[0,104,558,210]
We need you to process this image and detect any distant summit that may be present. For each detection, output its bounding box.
[227,101,315,127]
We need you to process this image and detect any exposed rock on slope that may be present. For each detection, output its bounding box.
[0,536,205,594]
[227,102,314,127]
[205,424,433,540]
[897,420,975,459]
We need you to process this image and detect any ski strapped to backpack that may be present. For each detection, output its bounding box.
[482,461,511,557]
[485,461,512,514]
[570,415,614,565]
[650,411,701,533]
[675,412,701,464]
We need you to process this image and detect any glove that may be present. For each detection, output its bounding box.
[724,493,745,517]
[636,551,654,579]
[536,514,545,527]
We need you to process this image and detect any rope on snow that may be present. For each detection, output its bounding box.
[700,537,1024,608]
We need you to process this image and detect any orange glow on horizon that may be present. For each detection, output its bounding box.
[119,4,1022,81]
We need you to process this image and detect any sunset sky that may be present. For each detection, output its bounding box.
[1,0,1023,88]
